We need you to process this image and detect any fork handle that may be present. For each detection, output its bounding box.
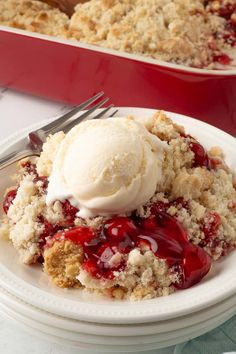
[0,150,37,170]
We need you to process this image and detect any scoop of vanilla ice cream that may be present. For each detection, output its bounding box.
[46,117,165,218]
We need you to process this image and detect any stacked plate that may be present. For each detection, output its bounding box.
[0,108,236,353]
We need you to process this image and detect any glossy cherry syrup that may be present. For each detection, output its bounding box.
[49,210,211,289]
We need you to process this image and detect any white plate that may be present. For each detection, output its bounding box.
[0,293,235,352]
[0,108,236,324]
[0,284,236,337]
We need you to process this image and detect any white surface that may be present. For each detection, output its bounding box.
[1,108,236,325]
[0,88,175,354]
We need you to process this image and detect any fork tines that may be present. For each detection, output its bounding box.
[46,91,109,136]
[0,92,117,171]
[61,98,116,134]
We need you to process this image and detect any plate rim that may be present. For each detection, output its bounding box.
[0,283,236,336]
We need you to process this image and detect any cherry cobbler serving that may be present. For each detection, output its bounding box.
[0,0,236,69]
[1,112,236,301]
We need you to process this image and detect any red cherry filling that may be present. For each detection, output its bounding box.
[38,222,59,247]
[3,189,17,214]
[176,244,211,289]
[33,176,48,190]
[36,219,63,263]
[189,141,210,168]
[199,213,224,256]
[39,199,78,257]
[49,212,211,288]
[150,201,169,214]
[104,216,137,241]
[208,157,221,169]
[21,162,49,191]
[21,161,37,174]
[54,226,96,245]
[200,211,222,249]
[206,0,236,61]
[184,138,219,170]
[2,163,34,214]
[37,216,65,252]
[61,199,78,223]
[226,17,236,46]
[213,53,232,65]
[150,198,189,216]
[208,1,236,21]
[202,211,221,238]
[180,135,215,170]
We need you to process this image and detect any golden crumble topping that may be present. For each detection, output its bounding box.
[44,239,84,288]
[0,0,69,37]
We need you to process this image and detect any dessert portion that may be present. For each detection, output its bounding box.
[0,0,236,69]
[1,111,236,301]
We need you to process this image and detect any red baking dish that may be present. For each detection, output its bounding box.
[0,26,236,135]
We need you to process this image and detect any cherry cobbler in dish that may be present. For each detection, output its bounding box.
[1,112,236,300]
[0,0,236,69]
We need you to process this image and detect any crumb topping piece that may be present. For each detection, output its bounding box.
[0,0,69,36]
[44,239,83,288]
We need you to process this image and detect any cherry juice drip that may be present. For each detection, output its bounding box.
[50,212,211,289]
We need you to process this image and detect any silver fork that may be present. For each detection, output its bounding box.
[0,92,117,170]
